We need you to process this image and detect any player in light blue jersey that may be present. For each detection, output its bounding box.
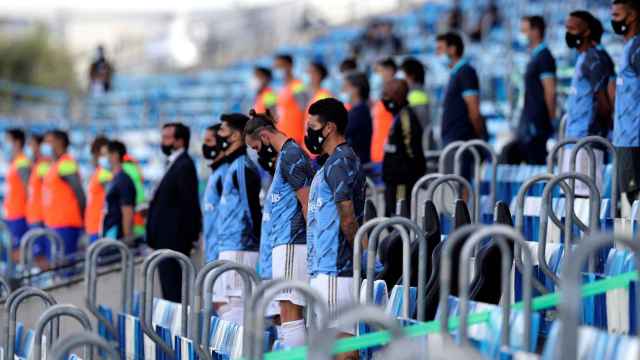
[305,98,366,358]
[244,109,314,349]
[612,0,640,213]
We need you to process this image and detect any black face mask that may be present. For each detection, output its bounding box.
[565,32,584,49]
[304,125,327,155]
[202,144,219,160]
[382,98,400,115]
[257,154,276,175]
[612,18,630,35]
[256,142,277,173]
[219,136,231,151]
[161,144,173,156]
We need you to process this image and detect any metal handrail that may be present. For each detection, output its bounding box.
[19,228,65,284]
[454,140,498,222]
[33,304,93,360]
[425,174,476,223]
[190,259,231,345]
[48,332,119,360]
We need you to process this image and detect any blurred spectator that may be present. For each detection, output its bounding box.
[501,16,556,165]
[381,79,426,216]
[42,130,86,257]
[371,58,397,163]
[306,61,332,108]
[100,140,136,240]
[252,67,278,114]
[469,1,501,42]
[88,45,114,95]
[400,57,433,151]
[445,0,464,32]
[339,58,359,108]
[344,72,373,165]
[352,19,403,69]
[146,123,201,302]
[4,128,30,254]
[85,135,111,243]
[274,54,307,144]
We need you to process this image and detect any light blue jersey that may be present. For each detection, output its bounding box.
[258,140,313,279]
[307,144,366,277]
[216,153,260,252]
[566,48,609,139]
[202,163,229,262]
[614,35,640,147]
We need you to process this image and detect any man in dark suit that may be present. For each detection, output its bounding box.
[146,122,202,302]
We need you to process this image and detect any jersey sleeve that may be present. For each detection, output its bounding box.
[280,145,313,191]
[460,67,480,98]
[582,51,608,92]
[119,176,136,207]
[539,51,557,80]
[631,39,640,75]
[326,156,357,203]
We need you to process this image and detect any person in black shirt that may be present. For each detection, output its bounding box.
[381,79,426,216]
[501,16,557,164]
[344,72,373,165]
[100,140,136,240]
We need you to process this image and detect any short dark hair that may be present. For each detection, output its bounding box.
[163,122,191,148]
[308,98,348,135]
[6,128,25,147]
[569,10,596,28]
[275,54,293,66]
[613,0,640,12]
[206,123,222,134]
[244,109,277,138]
[254,67,272,81]
[220,113,250,133]
[524,15,546,38]
[30,133,44,145]
[339,58,358,73]
[401,57,425,85]
[377,57,397,72]
[46,129,70,149]
[345,72,370,100]
[436,32,465,56]
[310,61,328,81]
[107,140,127,161]
[90,135,109,156]
[590,15,605,43]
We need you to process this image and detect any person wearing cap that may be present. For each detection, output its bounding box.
[245,109,314,349]
[146,122,201,302]
[252,67,278,114]
[274,54,307,144]
[215,113,263,325]
[305,98,366,357]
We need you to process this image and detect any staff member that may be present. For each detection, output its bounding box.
[306,62,332,107]
[611,0,640,213]
[306,98,366,358]
[252,67,278,114]
[25,134,51,257]
[215,113,262,325]
[502,16,557,164]
[85,136,111,243]
[344,72,373,165]
[563,10,613,195]
[4,129,31,253]
[275,54,306,144]
[100,140,136,239]
[245,109,314,349]
[371,58,397,163]
[400,57,433,151]
[146,123,201,302]
[122,153,145,236]
[42,129,85,256]
[381,79,427,216]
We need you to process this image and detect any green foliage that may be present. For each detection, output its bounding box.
[0,24,77,93]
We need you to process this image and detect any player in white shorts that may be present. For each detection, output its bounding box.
[244,109,314,348]
[214,113,263,325]
[305,99,367,359]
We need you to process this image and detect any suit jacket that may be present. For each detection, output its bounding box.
[146,151,202,254]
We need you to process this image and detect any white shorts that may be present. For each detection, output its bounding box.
[272,244,309,306]
[310,274,356,335]
[218,250,259,298]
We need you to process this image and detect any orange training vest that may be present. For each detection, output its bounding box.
[26,159,50,224]
[42,154,83,228]
[85,167,112,235]
[371,100,394,163]
[254,87,278,113]
[4,153,30,220]
[277,79,306,144]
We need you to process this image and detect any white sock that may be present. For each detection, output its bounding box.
[281,320,306,348]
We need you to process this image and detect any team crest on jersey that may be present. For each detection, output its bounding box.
[271,193,282,203]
